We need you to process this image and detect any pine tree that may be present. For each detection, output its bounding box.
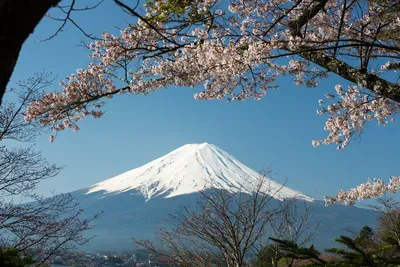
[0,248,35,267]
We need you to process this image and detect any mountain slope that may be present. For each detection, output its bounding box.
[74,190,377,252]
[69,143,378,252]
[86,143,312,201]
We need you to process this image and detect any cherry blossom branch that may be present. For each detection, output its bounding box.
[325,177,400,205]
[298,49,400,102]
[23,0,400,151]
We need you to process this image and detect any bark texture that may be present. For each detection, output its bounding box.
[300,50,400,102]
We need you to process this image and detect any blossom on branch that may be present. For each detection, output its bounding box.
[24,0,400,146]
[325,176,400,205]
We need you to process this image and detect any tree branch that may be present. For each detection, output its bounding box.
[298,49,400,102]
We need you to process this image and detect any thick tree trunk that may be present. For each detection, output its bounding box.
[0,0,61,105]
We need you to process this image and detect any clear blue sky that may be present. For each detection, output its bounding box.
[6,0,400,202]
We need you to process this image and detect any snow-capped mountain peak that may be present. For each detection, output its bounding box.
[86,143,313,201]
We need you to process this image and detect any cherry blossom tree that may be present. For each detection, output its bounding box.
[0,72,99,266]
[23,0,400,204]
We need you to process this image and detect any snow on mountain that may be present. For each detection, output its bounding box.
[86,143,313,201]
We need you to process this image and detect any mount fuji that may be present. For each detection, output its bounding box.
[70,143,378,251]
[86,143,312,201]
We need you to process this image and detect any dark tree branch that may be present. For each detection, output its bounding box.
[43,0,103,41]
[287,0,329,38]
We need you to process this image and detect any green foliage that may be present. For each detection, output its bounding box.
[325,226,376,266]
[146,0,190,16]
[144,0,208,24]
[270,225,400,267]
[265,198,400,266]
[369,0,400,41]
[256,244,283,267]
[379,212,400,248]
[269,237,326,266]
[0,248,35,267]
[325,225,400,267]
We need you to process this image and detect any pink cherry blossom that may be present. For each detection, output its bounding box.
[25,1,399,145]
[325,176,400,205]
[24,0,399,203]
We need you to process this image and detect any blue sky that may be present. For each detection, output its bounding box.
[6,0,400,202]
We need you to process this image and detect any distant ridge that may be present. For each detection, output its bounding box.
[86,143,313,201]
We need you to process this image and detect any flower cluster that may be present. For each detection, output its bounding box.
[325,176,400,205]
[25,63,113,133]
[25,0,399,149]
[313,85,399,149]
